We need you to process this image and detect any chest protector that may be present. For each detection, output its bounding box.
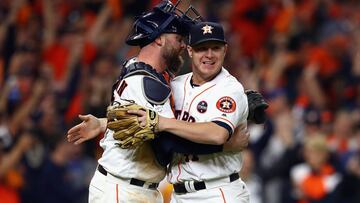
[112,61,171,105]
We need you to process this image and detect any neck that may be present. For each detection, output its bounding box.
[191,74,206,86]
[137,44,166,73]
[192,68,222,85]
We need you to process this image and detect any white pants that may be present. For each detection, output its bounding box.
[89,170,163,203]
[170,179,250,203]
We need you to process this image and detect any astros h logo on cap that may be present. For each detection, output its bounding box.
[202,24,213,34]
[189,21,226,46]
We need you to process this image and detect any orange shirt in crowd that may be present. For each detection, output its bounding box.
[0,170,24,203]
[300,164,335,201]
[291,163,340,203]
[230,0,273,57]
[306,46,340,78]
[43,41,97,81]
[0,184,19,203]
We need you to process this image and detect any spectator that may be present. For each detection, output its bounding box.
[290,134,341,203]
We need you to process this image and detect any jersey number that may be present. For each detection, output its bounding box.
[117,81,128,97]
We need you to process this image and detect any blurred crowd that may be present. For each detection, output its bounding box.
[0,0,359,203]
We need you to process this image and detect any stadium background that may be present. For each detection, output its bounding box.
[0,0,359,203]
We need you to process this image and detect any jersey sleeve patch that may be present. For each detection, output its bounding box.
[143,76,171,105]
[216,96,236,113]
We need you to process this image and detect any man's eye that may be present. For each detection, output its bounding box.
[197,47,207,52]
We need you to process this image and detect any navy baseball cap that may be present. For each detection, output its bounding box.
[188,22,227,46]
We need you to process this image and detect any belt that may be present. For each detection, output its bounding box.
[173,173,240,194]
[97,165,159,189]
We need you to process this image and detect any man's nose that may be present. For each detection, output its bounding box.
[205,48,213,57]
[180,40,186,49]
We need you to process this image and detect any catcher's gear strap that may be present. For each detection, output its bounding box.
[120,61,168,84]
[120,61,171,105]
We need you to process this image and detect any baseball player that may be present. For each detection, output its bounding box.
[168,22,250,203]
[67,2,193,203]
[132,21,251,202]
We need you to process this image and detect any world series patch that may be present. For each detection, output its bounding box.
[216,96,236,113]
[197,101,208,113]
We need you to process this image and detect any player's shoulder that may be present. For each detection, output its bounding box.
[218,68,245,93]
[172,72,191,82]
[171,72,191,86]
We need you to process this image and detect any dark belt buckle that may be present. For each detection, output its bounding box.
[130,178,158,189]
[229,173,239,182]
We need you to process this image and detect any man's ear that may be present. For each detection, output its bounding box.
[187,45,193,58]
[224,44,228,55]
[155,35,164,46]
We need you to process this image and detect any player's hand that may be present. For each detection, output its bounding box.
[127,109,147,128]
[127,109,160,132]
[223,124,250,152]
[67,114,104,145]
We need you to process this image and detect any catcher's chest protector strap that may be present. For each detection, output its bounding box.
[120,61,171,105]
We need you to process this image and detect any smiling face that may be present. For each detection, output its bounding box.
[187,41,227,84]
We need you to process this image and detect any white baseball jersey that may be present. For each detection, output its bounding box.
[168,67,248,183]
[98,58,174,183]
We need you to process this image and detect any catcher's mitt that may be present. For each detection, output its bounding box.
[106,102,159,148]
[246,90,269,124]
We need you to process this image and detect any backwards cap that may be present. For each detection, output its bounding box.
[126,0,202,47]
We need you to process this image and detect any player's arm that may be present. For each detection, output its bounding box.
[132,109,242,146]
[127,108,231,145]
[158,119,249,149]
[66,115,107,145]
[158,117,230,145]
